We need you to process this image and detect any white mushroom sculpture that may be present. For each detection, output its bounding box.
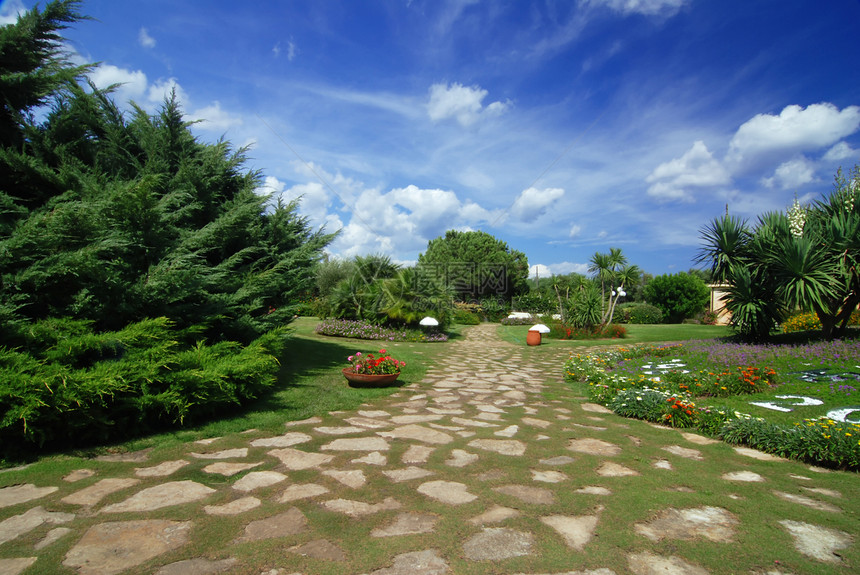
[529,323,551,333]
[419,316,439,327]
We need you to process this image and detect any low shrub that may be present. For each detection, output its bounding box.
[452,309,481,325]
[721,416,860,469]
[478,297,510,322]
[0,318,287,455]
[617,303,664,324]
[501,315,536,326]
[548,323,626,340]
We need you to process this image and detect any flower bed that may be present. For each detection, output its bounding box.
[564,339,860,470]
[315,319,448,342]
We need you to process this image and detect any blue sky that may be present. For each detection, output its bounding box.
[4,0,860,278]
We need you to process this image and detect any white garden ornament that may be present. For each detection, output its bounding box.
[419,317,439,327]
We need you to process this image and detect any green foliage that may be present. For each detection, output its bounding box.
[587,248,641,325]
[720,416,860,470]
[513,290,555,315]
[0,0,91,149]
[315,258,356,298]
[0,318,284,455]
[643,272,709,323]
[546,322,626,340]
[617,302,664,324]
[417,230,529,302]
[0,5,334,453]
[477,297,509,322]
[452,308,481,325]
[698,166,860,340]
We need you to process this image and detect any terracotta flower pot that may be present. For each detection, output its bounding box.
[342,368,401,387]
[526,330,542,346]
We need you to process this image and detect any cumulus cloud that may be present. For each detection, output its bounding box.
[529,264,551,279]
[726,103,860,168]
[88,63,148,102]
[569,224,582,238]
[761,157,816,190]
[427,82,510,127]
[583,0,689,17]
[646,140,730,201]
[190,101,243,132]
[138,27,156,48]
[265,167,499,260]
[823,141,857,163]
[258,175,334,227]
[0,0,25,25]
[510,187,565,222]
[147,77,189,107]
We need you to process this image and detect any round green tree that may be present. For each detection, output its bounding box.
[643,272,709,323]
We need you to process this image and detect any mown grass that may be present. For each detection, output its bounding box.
[1,317,454,468]
[498,323,732,348]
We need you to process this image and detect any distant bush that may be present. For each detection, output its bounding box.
[547,323,626,340]
[478,297,510,322]
[452,309,481,325]
[501,315,536,326]
[644,272,709,323]
[617,303,664,324]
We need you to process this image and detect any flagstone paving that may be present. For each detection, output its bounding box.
[0,323,858,574]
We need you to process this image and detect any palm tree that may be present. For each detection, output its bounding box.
[588,251,612,317]
[697,165,860,340]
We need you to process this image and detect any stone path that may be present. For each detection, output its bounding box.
[0,324,857,574]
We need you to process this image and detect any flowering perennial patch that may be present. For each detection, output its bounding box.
[564,340,860,470]
[315,319,448,342]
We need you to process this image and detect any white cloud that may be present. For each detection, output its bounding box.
[259,174,334,228]
[823,141,857,163]
[727,103,860,167]
[545,261,590,276]
[88,64,148,103]
[569,224,582,238]
[761,157,816,190]
[529,264,551,279]
[510,187,565,222]
[583,0,689,17]
[147,77,189,108]
[646,140,730,201]
[138,27,156,49]
[190,101,243,132]
[0,0,25,25]
[266,166,499,260]
[427,82,509,127]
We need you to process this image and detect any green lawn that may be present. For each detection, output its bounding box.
[497,322,732,348]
